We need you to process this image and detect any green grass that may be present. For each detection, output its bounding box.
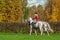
[0,32,60,40]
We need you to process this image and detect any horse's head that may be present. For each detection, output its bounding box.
[27,17,33,25]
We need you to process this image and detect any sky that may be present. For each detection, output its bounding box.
[27,0,47,7]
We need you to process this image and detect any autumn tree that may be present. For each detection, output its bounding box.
[44,0,52,22]
[0,0,24,23]
[37,5,46,21]
[52,0,60,22]
[45,0,60,22]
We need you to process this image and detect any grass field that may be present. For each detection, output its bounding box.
[0,32,60,40]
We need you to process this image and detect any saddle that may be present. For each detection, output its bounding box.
[32,22,38,29]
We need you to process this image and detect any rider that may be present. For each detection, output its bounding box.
[34,12,39,23]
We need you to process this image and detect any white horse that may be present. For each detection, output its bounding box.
[27,17,53,35]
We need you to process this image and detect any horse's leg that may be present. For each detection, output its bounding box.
[41,28,43,35]
[47,30,49,36]
[39,24,43,35]
[34,29,37,36]
[47,23,54,33]
[30,25,32,35]
[45,27,49,36]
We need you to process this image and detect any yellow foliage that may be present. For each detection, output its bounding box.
[0,0,24,23]
[0,14,3,22]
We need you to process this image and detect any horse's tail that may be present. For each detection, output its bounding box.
[47,23,54,33]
